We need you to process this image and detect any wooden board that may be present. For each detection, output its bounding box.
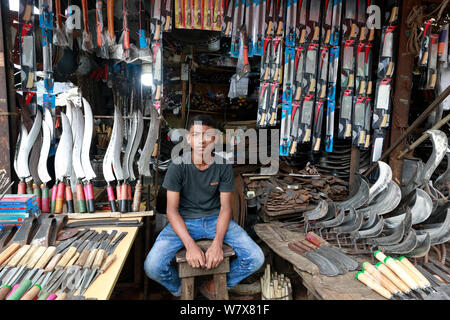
[68,217,143,300]
[67,210,154,220]
[253,222,384,300]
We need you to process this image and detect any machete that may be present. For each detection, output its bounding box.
[81,97,97,213]
[72,106,87,213]
[103,106,119,212]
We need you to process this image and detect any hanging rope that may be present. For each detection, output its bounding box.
[406,0,449,56]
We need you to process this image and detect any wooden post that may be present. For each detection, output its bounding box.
[0,1,13,190]
[349,146,361,196]
[388,0,420,185]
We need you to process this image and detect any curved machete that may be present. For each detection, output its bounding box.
[37,121,52,184]
[137,101,159,178]
[122,110,137,181]
[417,209,450,245]
[359,181,402,219]
[102,105,119,212]
[304,200,328,221]
[55,112,73,181]
[407,233,431,258]
[17,110,42,180]
[112,106,124,181]
[81,97,96,181]
[72,107,85,180]
[128,107,144,181]
[420,130,448,187]
[13,123,27,180]
[368,161,392,203]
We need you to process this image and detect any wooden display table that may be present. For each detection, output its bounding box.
[253,222,384,300]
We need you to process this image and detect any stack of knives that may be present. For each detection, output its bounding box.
[0,228,127,300]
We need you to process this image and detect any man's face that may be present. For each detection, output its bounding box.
[187,123,216,155]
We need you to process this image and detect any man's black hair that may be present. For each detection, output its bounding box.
[187,115,217,130]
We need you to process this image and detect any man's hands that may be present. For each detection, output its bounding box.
[185,241,224,270]
[205,241,224,270]
[186,243,206,268]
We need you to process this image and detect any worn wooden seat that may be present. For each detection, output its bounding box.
[175,239,235,300]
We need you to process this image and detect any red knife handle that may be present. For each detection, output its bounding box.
[76,183,87,213]
[85,182,95,213]
[107,184,117,212]
[17,180,26,194]
[65,184,74,213]
[119,183,128,213]
[33,183,41,210]
[41,184,50,213]
[26,181,33,195]
[54,181,66,213]
[50,183,58,213]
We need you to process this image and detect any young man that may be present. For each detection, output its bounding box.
[144,115,264,299]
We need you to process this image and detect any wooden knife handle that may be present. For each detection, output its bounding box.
[394,258,424,289]
[41,184,50,213]
[389,6,398,24]
[20,284,41,300]
[1,243,22,266]
[84,249,98,269]
[259,113,266,127]
[375,262,410,294]
[312,26,319,42]
[225,21,231,36]
[54,182,66,214]
[155,85,162,101]
[350,23,357,38]
[324,29,331,44]
[44,253,63,273]
[398,257,431,288]
[300,29,306,44]
[55,0,62,27]
[0,285,11,300]
[368,28,375,42]
[289,141,297,155]
[356,272,392,299]
[26,181,33,195]
[276,22,283,36]
[362,262,401,294]
[305,232,328,247]
[132,180,142,212]
[19,244,39,266]
[93,249,106,269]
[100,254,116,273]
[154,24,161,41]
[26,246,47,269]
[359,26,366,42]
[66,252,80,268]
[120,183,128,213]
[164,15,171,31]
[35,246,56,270]
[76,249,91,267]
[55,291,67,300]
[295,86,302,101]
[56,246,77,268]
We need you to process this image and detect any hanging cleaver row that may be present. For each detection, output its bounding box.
[13,93,160,214]
[0,215,128,300]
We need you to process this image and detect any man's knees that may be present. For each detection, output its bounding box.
[247,246,265,273]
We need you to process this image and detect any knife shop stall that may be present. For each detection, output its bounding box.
[0,0,448,302]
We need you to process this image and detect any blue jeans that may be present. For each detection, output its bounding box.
[144,216,265,297]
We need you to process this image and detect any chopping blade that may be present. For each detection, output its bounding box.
[37,121,52,184]
[111,106,124,181]
[72,107,85,180]
[81,97,96,181]
[128,107,144,181]
[17,110,42,180]
[103,106,119,183]
[420,130,448,187]
[137,100,159,178]
[122,109,138,181]
[368,161,392,203]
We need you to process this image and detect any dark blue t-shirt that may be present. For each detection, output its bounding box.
[162,153,235,219]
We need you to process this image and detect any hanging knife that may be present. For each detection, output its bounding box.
[357,0,366,42]
[341,39,355,88]
[298,94,315,143]
[294,45,306,101]
[96,0,109,59]
[72,106,87,213]
[153,42,163,102]
[280,101,292,156]
[54,112,73,214]
[153,0,162,41]
[323,0,333,44]
[343,0,357,39]
[282,46,295,105]
[130,108,144,212]
[339,88,354,139]
[16,110,42,195]
[37,109,52,213]
[317,45,330,99]
[304,43,319,94]
[257,81,271,127]
[111,104,125,213]
[312,99,325,152]
[307,0,321,43]
[268,82,279,126]
[427,33,439,89]
[378,26,397,79]
[363,96,372,150]
[81,97,96,213]
[352,95,366,147]
[298,0,308,44]
[223,0,234,36]
[372,78,392,130]
[356,42,366,94]
[325,46,340,152]
[330,0,343,46]
[163,0,173,31]
[289,102,301,155]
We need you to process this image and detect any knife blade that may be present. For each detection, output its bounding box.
[308,0,321,42]
[344,0,357,39]
[298,0,308,44]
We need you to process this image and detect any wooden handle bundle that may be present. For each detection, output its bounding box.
[260,264,292,300]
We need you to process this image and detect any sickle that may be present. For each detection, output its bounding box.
[353,216,384,239]
[316,207,346,229]
[332,207,364,234]
[137,100,159,178]
[112,106,124,181]
[384,189,433,228]
[72,107,85,180]
[417,209,450,246]
[360,181,402,218]
[401,158,424,198]
[17,110,42,180]
[13,123,27,180]
[435,150,450,192]
[122,110,138,181]
[336,174,369,210]
[313,200,336,223]
[304,200,328,221]
[408,234,431,258]
[380,229,418,255]
[368,161,392,203]
[420,130,448,187]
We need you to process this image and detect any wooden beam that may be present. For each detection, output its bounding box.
[388,0,421,185]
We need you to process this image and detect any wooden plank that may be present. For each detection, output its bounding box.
[253,223,384,300]
[214,273,229,300]
[178,258,230,278]
[67,210,154,220]
[181,277,195,300]
[75,217,143,300]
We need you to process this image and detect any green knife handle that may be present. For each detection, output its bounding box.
[54,181,66,214]
[41,184,50,213]
[17,180,26,194]
[65,183,75,213]
[106,185,117,212]
[33,183,42,210]
[38,292,51,300]
[132,180,142,212]
[50,183,58,213]
[6,279,32,300]
[76,183,87,213]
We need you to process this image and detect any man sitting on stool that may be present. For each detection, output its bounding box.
[144,115,264,299]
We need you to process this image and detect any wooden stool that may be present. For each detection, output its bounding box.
[176,239,235,300]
